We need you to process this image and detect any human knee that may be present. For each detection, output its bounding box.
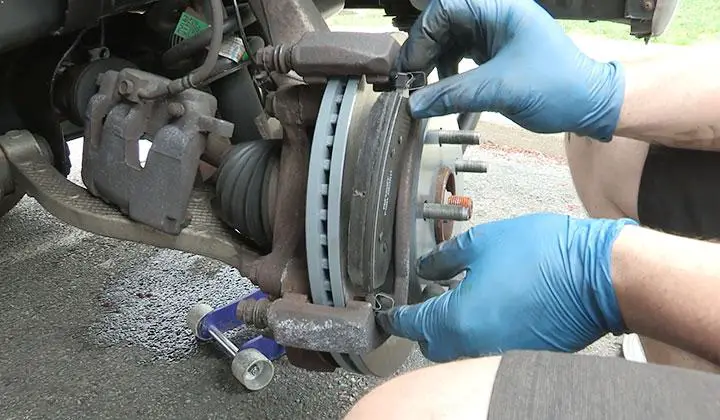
[565,132,617,218]
[565,133,647,220]
[344,356,502,420]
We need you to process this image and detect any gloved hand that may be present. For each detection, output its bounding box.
[376,213,637,362]
[396,0,626,141]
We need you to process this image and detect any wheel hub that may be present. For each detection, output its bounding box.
[305,77,470,375]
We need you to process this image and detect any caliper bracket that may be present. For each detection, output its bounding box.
[237,294,386,354]
[254,31,427,91]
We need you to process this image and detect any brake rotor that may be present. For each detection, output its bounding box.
[305,76,469,376]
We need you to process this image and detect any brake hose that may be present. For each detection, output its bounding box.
[161,3,256,69]
[141,0,224,99]
[161,18,238,69]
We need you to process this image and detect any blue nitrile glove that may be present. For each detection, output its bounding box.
[376,213,637,363]
[396,0,625,141]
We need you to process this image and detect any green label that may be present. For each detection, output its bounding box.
[173,11,208,39]
[219,37,250,63]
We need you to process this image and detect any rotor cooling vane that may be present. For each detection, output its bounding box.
[305,76,480,375]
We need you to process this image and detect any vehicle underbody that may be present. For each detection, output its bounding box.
[0,0,674,378]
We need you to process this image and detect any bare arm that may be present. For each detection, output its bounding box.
[615,45,720,150]
[612,225,720,365]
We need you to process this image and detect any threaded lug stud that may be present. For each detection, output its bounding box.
[426,130,482,145]
[454,160,488,173]
[423,202,471,221]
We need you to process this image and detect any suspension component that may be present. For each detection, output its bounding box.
[0,130,262,270]
[215,139,281,253]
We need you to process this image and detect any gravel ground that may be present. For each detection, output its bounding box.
[0,125,619,419]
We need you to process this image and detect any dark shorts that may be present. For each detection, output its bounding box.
[638,144,720,239]
[488,351,720,419]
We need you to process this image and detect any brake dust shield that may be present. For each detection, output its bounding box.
[305,77,469,375]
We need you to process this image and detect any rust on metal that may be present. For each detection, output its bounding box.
[433,166,456,244]
[235,293,386,355]
[248,85,319,297]
[265,295,385,354]
[0,130,263,274]
[448,195,473,215]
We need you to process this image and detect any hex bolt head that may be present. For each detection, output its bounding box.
[118,79,134,95]
[168,102,186,118]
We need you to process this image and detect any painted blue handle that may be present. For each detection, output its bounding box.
[197,290,285,360]
[240,336,285,361]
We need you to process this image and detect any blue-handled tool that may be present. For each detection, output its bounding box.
[187,290,285,391]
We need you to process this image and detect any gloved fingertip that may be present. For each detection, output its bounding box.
[416,232,475,280]
[416,254,451,280]
[415,251,430,274]
[377,306,420,340]
[415,253,436,279]
[375,309,397,335]
[408,93,434,119]
[409,71,479,120]
[377,302,433,342]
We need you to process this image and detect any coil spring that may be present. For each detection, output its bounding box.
[215,139,281,253]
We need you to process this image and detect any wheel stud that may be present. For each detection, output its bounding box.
[423,202,471,221]
[448,195,473,215]
[454,159,488,173]
[426,130,482,145]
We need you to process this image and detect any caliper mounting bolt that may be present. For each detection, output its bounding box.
[167,102,186,118]
[117,79,134,95]
[423,202,471,221]
[236,298,271,329]
[455,159,488,173]
[255,44,292,74]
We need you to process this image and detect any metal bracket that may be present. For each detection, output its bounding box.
[254,32,406,88]
[373,71,427,92]
[625,0,655,37]
[238,294,387,355]
[0,130,261,272]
